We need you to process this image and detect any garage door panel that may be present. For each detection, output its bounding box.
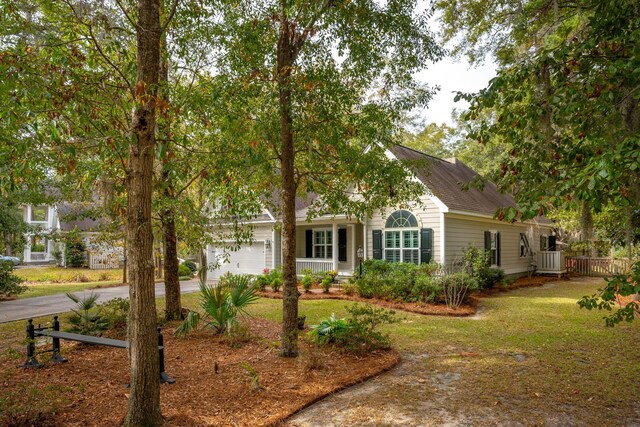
[209,243,265,278]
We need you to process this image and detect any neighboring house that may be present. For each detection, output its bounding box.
[21,203,121,269]
[22,204,59,264]
[209,144,561,279]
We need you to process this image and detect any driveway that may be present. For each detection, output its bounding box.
[0,280,201,323]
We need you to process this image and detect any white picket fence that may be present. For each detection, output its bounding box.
[88,252,120,270]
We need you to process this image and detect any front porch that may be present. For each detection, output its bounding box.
[293,222,364,277]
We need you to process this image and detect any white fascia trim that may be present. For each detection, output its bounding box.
[447,210,555,227]
[216,219,277,226]
[439,212,445,264]
[383,148,450,214]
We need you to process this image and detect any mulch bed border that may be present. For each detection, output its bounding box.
[260,274,570,318]
[259,290,477,317]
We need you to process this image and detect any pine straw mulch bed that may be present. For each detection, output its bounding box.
[0,318,399,427]
[259,275,575,317]
[259,288,477,316]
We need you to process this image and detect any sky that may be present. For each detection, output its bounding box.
[416,56,498,126]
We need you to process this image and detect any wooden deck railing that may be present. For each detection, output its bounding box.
[565,257,633,277]
[537,251,565,274]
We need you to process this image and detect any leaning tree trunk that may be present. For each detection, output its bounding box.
[123,0,163,425]
[277,13,299,358]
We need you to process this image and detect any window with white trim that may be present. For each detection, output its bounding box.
[520,233,531,257]
[313,229,332,259]
[384,210,419,264]
[489,230,499,266]
[540,235,549,251]
[31,206,48,222]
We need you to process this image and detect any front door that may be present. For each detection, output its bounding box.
[338,228,347,262]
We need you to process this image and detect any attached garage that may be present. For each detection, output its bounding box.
[208,242,266,279]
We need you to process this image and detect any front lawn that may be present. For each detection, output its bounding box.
[1,277,638,425]
[192,278,639,425]
[18,281,121,299]
[15,267,121,283]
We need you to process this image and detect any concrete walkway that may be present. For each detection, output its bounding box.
[0,280,201,323]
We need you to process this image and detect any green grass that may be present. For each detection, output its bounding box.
[10,267,123,299]
[183,279,640,423]
[15,267,121,283]
[3,278,639,424]
[18,281,121,299]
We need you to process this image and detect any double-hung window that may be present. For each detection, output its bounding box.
[384,210,419,264]
[313,229,332,259]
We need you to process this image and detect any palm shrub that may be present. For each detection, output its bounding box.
[308,313,349,345]
[175,273,259,337]
[0,263,26,299]
[309,304,399,353]
[66,292,108,336]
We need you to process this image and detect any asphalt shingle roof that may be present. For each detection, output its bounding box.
[391,144,520,217]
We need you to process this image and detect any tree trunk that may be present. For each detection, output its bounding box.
[123,0,163,425]
[122,241,127,284]
[277,12,299,357]
[198,246,207,282]
[162,208,181,320]
[158,26,181,321]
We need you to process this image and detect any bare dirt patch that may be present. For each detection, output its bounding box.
[0,318,398,426]
[260,289,476,317]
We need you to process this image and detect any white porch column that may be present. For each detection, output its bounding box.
[363,220,368,260]
[332,222,338,272]
[349,224,355,273]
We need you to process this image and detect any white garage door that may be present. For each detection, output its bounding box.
[209,242,265,279]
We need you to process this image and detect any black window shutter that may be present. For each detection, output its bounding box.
[496,232,501,266]
[548,235,556,251]
[338,228,347,262]
[420,228,433,263]
[305,230,313,258]
[372,230,382,260]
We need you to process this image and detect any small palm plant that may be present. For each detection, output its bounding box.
[66,292,108,336]
[175,271,259,337]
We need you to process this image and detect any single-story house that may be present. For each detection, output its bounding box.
[207,144,562,279]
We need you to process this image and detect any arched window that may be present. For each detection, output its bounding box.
[384,210,419,264]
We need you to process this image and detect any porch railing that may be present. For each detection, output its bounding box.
[29,253,47,261]
[296,258,334,274]
[537,251,565,273]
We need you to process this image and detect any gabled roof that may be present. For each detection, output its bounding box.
[264,188,318,220]
[390,144,550,223]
